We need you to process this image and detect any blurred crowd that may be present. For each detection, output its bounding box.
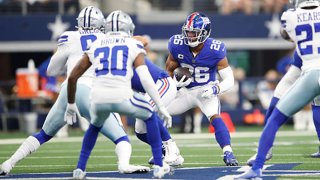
[0,0,290,15]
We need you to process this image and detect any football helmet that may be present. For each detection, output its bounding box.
[289,0,320,8]
[105,10,135,37]
[76,6,105,31]
[182,12,211,47]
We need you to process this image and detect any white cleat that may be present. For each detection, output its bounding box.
[247,149,273,167]
[163,141,184,166]
[0,160,13,176]
[234,168,262,180]
[153,163,172,179]
[118,164,150,174]
[73,168,86,180]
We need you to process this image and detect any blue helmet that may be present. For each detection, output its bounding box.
[182,12,211,47]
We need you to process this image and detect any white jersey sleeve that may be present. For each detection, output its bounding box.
[47,31,72,76]
[281,9,296,41]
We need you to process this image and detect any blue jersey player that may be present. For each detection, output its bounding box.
[165,12,238,166]
[235,0,320,179]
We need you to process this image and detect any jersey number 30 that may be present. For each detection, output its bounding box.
[94,46,129,77]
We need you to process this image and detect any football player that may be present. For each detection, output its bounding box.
[235,0,320,179]
[165,12,238,166]
[66,10,171,179]
[0,6,150,176]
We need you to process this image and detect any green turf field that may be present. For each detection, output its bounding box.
[0,125,319,179]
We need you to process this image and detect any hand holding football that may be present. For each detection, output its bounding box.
[173,67,192,82]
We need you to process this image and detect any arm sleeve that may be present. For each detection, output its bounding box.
[135,65,164,108]
[47,45,69,76]
[273,65,301,98]
[218,66,234,94]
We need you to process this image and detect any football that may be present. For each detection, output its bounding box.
[173,67,192,82]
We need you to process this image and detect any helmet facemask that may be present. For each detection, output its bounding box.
[182,12,211,48]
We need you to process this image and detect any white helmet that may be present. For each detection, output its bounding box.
[105,10,135,36]
[77,6,105,31]
[290,0,320,8]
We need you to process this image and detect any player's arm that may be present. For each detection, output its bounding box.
[165,53,179,77]
[216,57,234,94]
[133,36,148,47]
[134,53,172,127]
[280,27,293,42]
[67,53,91,103]
[47,34,70,76]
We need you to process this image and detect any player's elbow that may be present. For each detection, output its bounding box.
[68,75,78,85]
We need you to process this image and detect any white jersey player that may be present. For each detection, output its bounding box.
[235,0,320,179]
[0,6,149,177]
[66,10,172,179]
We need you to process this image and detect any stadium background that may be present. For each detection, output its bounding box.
[0,0,298,133]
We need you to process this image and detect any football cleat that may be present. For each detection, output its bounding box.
[73,168,86,180]
[152,162,173,179]
[118,164,150,174]
[247,149,273,166]
[163,141,184,166]
[234,168,262,180]
[311,146,320,158]
[223,151,239,166]
[0,160,13,176]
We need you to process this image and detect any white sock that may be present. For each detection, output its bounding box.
[193,112,202,133]
[115,141,132,166]
[9,136,40,165]
[222,145,232,153]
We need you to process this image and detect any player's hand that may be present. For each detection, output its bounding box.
[201,85,220,98]
[173,75,192,88]
[158,106,172,128]
[64,103,82,125]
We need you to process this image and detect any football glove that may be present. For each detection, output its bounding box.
[158,106,172,128]
[173,75,192,88]
[64,103,82,125]
[201,85,220,98]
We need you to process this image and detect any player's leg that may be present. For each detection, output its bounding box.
[0,85,71,176]
[74,85,148,174]
[236,71,320,179]
[246,96,279,166]
[74,103,110,179]
[135,77,184,166]
[123,93,170,178]
[100,113,150,173]
[311,96,320,157]
[197,88,238,166]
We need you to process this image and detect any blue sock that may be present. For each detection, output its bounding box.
[253,108,288,170]
[156,115,171,141]
[136,132,148,144]
[312,105,320,141]
[114,136,130,144]
[145,112,163,167]
[77,124,101,171]
[264,97,279,125]
[211,117,231,148]
[32,129,53,145]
